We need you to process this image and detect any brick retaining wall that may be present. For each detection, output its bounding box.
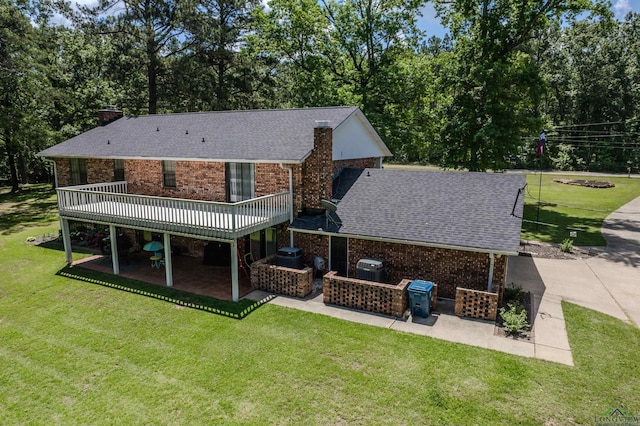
[250,256,313,298]
[322,271,409,317]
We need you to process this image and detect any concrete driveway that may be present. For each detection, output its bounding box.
[509,196,640,330]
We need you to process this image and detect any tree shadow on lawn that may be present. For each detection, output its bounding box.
[56,265,270,319]
[0,185,58,235]
[522,205,605,246]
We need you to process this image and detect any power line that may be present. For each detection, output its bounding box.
[553,119,638,129]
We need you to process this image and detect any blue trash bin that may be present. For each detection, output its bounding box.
[407,280,434,318]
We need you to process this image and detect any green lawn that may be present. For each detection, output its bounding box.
[1,185,639,424]
[522,174,640,246]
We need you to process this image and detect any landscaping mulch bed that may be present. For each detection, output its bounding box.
[494,289,535,341]
[553,178,615,188]
[519,240,599,260]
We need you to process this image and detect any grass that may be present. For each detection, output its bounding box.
[0,184,59,235]
[522,174,640,245]
[2,184,640,424]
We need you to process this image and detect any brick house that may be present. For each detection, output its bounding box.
[39,106,525,306]
[38,107,391,301]
[290,169,526,300]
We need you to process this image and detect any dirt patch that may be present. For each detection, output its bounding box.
[553,178,614,188]
[26,233,60,245]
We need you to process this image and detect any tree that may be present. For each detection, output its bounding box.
[535,14,640,171]
[74,0,195,114]
[432,0,610,171]
[0,0,49,191]
[181,0,262,110]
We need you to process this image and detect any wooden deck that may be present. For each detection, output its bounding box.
[57,182,290,240]
[74,253,253,301]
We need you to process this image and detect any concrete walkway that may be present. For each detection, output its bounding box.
[244,196,640,367]
[245,289,542,362]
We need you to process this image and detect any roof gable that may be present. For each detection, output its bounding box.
[38,106,389,163]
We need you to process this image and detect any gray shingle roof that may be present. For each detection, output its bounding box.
[294,169,526,254]
[38,106,360,162]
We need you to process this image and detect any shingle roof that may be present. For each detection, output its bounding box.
[38,106,360,162]
[293,169,526,254]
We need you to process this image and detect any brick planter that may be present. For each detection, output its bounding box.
[250,255,312,298]
[454,287,498,321]
[322,271,409,317]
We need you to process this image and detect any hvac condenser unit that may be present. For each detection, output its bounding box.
[275,247,304,269]
[356,258,385,282]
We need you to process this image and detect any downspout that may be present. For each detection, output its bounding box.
[487,252,495,292]
[279,163,295,247]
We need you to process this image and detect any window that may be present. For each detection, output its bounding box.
[113,159,125,181]
[226,163,254,202]
[70,158,87,185]
[249,228,277,261]
[162,160,176,188]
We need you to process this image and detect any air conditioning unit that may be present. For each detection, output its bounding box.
[275,247,303,269]
[356,258,385,282]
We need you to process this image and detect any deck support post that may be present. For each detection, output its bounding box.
[231,239,239,302]
[109,225,120,275]
[164,233,173,287]
[61,218,73,264]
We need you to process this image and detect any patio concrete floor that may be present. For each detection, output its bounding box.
[74,252,253,301]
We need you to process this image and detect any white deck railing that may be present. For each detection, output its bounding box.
[57,182,290,240]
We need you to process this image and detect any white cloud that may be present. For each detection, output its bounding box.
[613,0,632,19]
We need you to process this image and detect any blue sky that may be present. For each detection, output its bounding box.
[417,0,640,39]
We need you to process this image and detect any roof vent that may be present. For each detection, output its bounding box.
[315,120,331,128]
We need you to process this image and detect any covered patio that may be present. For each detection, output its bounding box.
[57,181,291,301]
[73,253,253,301]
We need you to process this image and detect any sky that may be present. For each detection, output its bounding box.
[57,0,640,38]
[417,0,640,40]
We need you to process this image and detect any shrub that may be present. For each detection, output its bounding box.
[503,283,525,303]
[499,303,530,337]
[560,238,574,253]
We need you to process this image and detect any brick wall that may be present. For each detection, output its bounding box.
[323,271,408,317]
[344,238,506,299]
[55,158,298,204]
[332,157,377,175]
[98,109,123,126]
[54,159,71,187]
[292,232,330,269]
[454,288,499,321]
[251,256,313,298]
[301,127,332,211]
[124,160,227,201]
[87,159,114,184]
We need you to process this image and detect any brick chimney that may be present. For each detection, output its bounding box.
[98,106,123,126]
[301,121,333,214]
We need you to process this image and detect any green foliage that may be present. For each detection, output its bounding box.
[560,238,574,253]
[4,0,640,180]
[503,283,525,303]
[499,303,530,336]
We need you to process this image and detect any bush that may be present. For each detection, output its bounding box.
[499,303,530,336]
[503,283,525,303]
[560,238,574,253]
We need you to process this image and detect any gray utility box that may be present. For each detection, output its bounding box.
[407,280,434,318]
[275,247,303,269]
[356,258,385,282]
